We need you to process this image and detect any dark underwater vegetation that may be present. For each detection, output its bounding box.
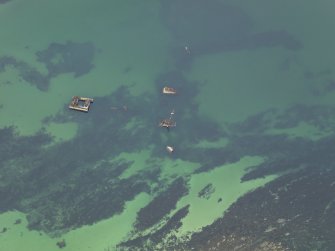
[1,0,335,250]
[1,64,335,250]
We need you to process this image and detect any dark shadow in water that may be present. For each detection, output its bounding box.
[36,41,95,78]
[160,0,302,70]
[134,177,188,231]
[0,56,50,91]
[0,41,95,91]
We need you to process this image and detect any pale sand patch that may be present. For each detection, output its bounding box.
[174,156,278,236]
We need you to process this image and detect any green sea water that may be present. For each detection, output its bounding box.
[1,0,335,250]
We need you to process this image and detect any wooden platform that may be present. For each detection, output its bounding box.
[69,96,94,112]
[162,86,177,95]
[159,118,176,128]
[159,109,176,129]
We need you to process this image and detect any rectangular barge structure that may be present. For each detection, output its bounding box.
[159,118,176,128]
[162,86,177,95]
[69,96,94,112]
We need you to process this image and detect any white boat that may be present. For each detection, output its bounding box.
[166,146,174,153]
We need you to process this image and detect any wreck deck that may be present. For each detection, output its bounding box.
[69,96,94,112]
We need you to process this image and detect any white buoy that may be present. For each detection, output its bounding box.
[184,46,190,54]
[166,146,174,153]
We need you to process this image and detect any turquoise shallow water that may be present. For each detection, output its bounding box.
[1,1,335,250]
[1,0,335,132]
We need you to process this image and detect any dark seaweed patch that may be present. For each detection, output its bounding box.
[150,204,190,243]
[115,101,335,250]
[161,0,302,71]
[117,205,190,250]
[198,183,215,200]
[134,177,188,231]
[246,30,302,50]
[0,56,49,91]
[1,78,335,250]
[36,41,95,78]
[25,164,152,234]
[160,0,253,48]
[187,166,335,251]
[0,41,95,91]
[273,104,335,130]
[0,77,209,235]
[1,37,335,251]
[312,79,335,97]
